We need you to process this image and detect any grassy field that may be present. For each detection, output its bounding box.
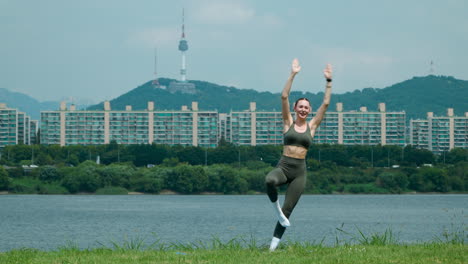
[1,224,466,264]
[1,242,466,264]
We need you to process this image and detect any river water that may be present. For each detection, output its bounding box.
[0,194,466,251]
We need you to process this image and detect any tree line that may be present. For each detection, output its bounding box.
[0,141,466,194]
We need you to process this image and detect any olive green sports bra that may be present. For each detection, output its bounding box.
[283,123,313,149]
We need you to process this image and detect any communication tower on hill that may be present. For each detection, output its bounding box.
[168,8,196,94]
[178,8,189,82]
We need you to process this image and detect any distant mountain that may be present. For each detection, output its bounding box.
[332,75,468,120]
[88,75,467,120]
[0,88,58,120]
[0,88,92,120]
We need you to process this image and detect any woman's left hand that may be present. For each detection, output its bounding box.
[323,64,332,80]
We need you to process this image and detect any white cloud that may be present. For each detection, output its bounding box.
[259,13,283,27]
[307,45,395,69]
[193,0,255,24]
[127,26,179,48]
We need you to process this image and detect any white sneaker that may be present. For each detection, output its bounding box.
[269,237,281,252]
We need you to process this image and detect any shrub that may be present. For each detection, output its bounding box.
[376,171,408,193]
[38,165,61,182]
[0,166,10,190]
[129,168,164,194]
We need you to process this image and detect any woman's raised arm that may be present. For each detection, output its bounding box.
[309,63,332,137]
[281,58,301,132]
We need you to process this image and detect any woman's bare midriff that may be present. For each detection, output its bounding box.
[283,145,307,159]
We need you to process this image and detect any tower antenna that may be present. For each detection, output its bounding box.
[429,60,434,75]
[152,47,160,87]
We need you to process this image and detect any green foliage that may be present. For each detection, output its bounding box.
[61,162,101,193]
[0,166,10,190]
[165,165,208,194]
[308,170,333,194]
[34,153,53,165]
[65,154,80,166]
[376,171,409,193]
[19,160,32,166]
[241,167,272,193]
[35,183,69,194]
[0,143,466,194]
[444,148,468,164]
[413,167,449,192]
[38,165,61,183]
[205,165,248,194]
[8,178,41,193]
[404,145,436,166]
[97,164,135,188]
[129,168,164,194]
[162,157,180,167]
[447,162,467,191]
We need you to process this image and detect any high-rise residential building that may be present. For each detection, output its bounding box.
[0,103,18,147]
[39,101,465,153]
[41,101,219,147]
[410,109,468,154]
[230,102,283,146]
[17,112,32,145]
[230,102,406,147]
[453,112,468,150]
[409,119,429,149]
[334,103,406,146]
[218,113,229,142]
[29,120,38,144]
[0,103,36,147]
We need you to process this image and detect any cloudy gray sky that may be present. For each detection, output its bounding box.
[1,0,467,104]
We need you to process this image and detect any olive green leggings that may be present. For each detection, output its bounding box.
[265,155,306,239]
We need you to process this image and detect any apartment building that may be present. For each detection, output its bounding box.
[41,101,219,147]
[230,102,406,147]
[39,101,466,153]
[0,103,36,147]
[410,109,468,154]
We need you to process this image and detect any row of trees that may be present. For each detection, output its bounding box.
[0,142,466,194]
[1,141,466,168]
[1,156,466,194]
[0,161,269,194]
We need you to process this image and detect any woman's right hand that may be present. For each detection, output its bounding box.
[323,63,332,80]
[291,58,301,74]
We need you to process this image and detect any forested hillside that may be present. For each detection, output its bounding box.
[88,75,467,120]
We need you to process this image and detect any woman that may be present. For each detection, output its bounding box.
[265,58,332,251]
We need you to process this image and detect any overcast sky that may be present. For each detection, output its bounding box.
[1,0,467,104]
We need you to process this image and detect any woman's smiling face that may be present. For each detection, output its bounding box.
[294,99,311,120]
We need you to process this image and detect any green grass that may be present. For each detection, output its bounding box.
[1,223,466,263]
[0,243,466,264]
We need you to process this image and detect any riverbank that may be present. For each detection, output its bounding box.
[1,190,467,195]
[1,243,466,264]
